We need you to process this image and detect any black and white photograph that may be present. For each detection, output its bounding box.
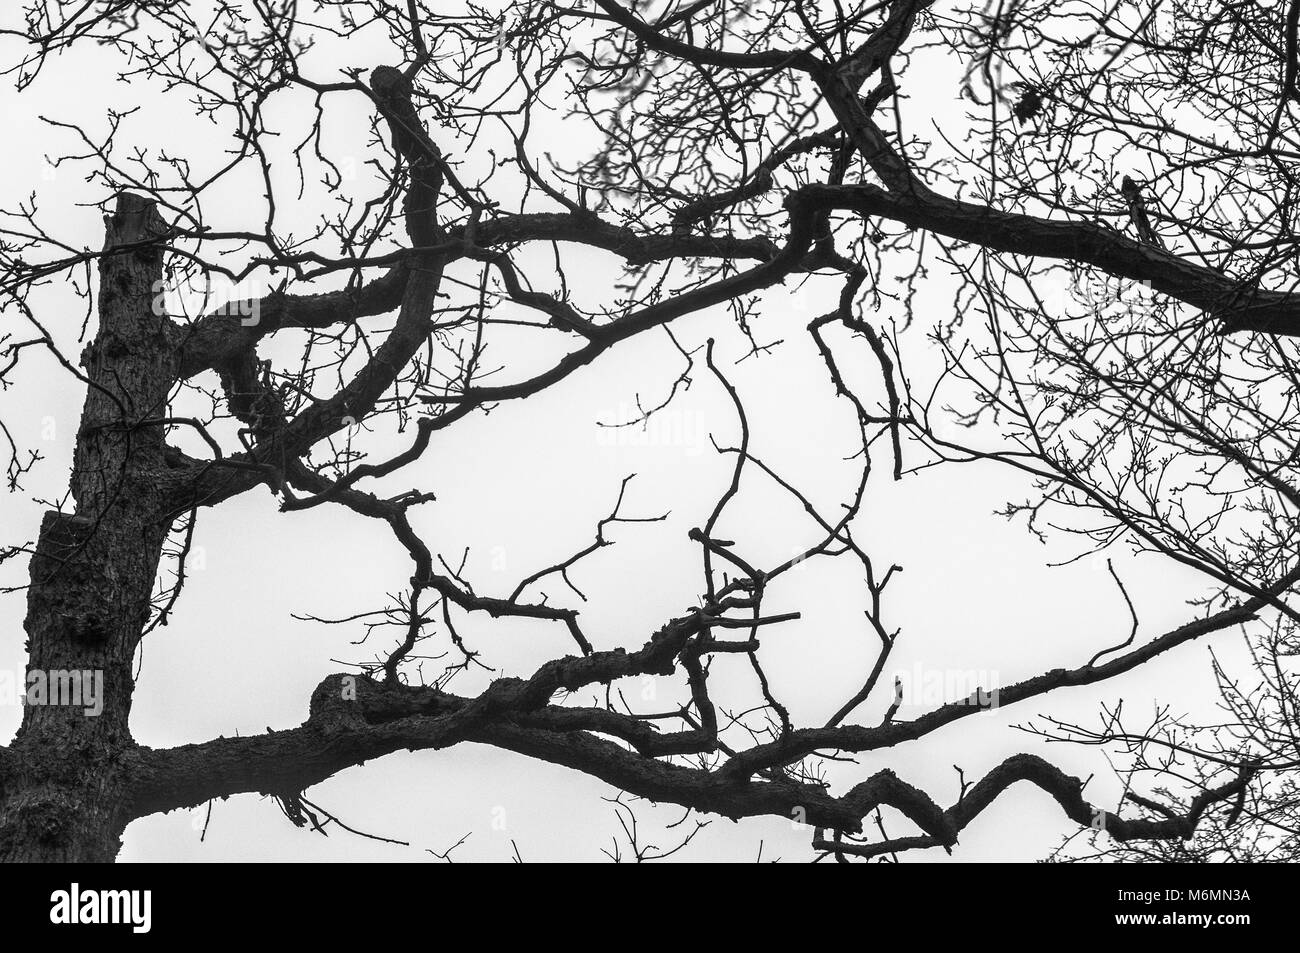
[0,0,1289,928]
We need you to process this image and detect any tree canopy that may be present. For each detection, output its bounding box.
[1,0,1299,862]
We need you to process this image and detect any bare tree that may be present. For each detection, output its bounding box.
[0,0,1295,862]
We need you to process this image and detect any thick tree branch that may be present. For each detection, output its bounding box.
[800,182,1300,335]
[171,217,784,381]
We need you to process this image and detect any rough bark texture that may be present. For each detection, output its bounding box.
[0,193,171,862]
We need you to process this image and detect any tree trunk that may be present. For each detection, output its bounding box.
[0,194,172,862]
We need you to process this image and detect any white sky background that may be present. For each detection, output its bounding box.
[0,1,1248,861]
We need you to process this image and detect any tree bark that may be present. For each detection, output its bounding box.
[0,193,172,862]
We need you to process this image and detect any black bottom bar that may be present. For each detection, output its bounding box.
[0,861,1279,938]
